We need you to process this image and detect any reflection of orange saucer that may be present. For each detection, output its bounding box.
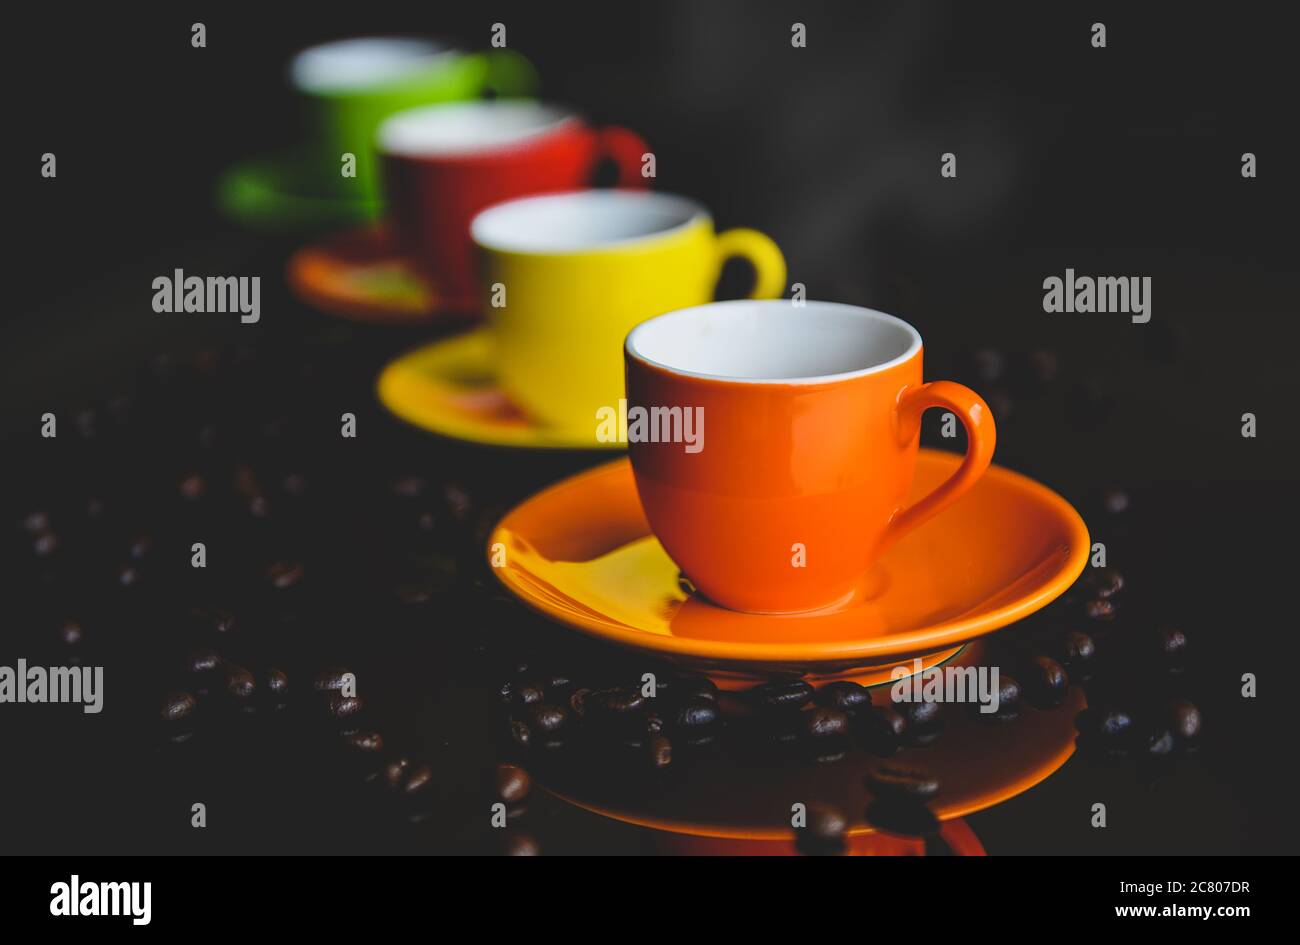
[537,642,1084,850]
[376,329,627,449]
[287,225,476,325]
[489,451,1089,685]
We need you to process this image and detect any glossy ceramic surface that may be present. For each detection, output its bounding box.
[376,329,627,448]
[488,452,1089,682]
[471,191,786,433]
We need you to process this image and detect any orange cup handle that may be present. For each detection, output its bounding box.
[880,381,997,553]
[595,126,652,189]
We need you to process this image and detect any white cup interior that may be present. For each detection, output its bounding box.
[290,37,453,93]
[471,191,706,254]
[379,102,576,157]
[626,300,922,383]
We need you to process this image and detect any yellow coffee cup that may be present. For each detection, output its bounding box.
[469,190,786,434]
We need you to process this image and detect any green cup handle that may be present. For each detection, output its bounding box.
[482,49,539,98]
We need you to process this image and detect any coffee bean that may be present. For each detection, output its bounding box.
[179,473,206,500]
[1167,699,1202,741]
[528,704,568,735]
[644,711,665,735]
[588,687,646,716]
[225,666,256,701]
[568,688,591,719]
[383,758,411,788]
[192,608,237,634]
[804,706,850,739]
[501,832,540,856]
[866,763,941,799]
[672,698,719,730]
[1102,489,1130,515]
[161,691,197,723]
[343,731,383,752]
[323,692,363,719]
[55,619,84,647]
[21,510,50,533]
[264,668,289,696]
[511,681,547,708]
[858,705,907,754]
[1083,598,1117,623]
[116,564,142,588]
[494,763,531,804]
[1144,729,1176,755]
[1075,706,1135,741]
[899,700,943,730]
[1024,654,1069,706]
[184,648,223,674]
[666,673,718,703]
[508,719,531,750]
[994,674,1022,711]
[33,531,59,557]
[401,764,434,794]
[1153,626,1188,659]
[1083,567,1124,599]
[646,734,673,769]
[815,680,871,713]
[1058,630,1096,668]
[314,667,354,692]
[749,680,814,711]
[797,803,848,855]
[266,560,304,590]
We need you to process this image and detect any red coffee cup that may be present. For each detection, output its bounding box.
[377,100,650,311]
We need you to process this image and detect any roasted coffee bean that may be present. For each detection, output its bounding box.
[796,803,848,855]
[1152,626,1188,659]
[528,704,569,735]
[494,763,531,804]
[1167,699,1202,741]
[501,832,540,856]
[183,648,223,674]
[343,731,383,753]
[1083,567,1124,599]
[899,700,943,730]
[161,691,197,723]
[511,681,547,708]
[672,698,720,730]
[1058,630,1096,668]
[192,608,237,634]
[994,674,1022,711]
[179,473,206,500]
[1144,729,1176,756]
[858,705,907,754]
[665,673,718,703]
[749,680,814,711]
[264,668,289,696]
[804,706,850,739]
[225,666,256,701]
[543,672,574,696]
[866,763,941,799]
[33,531,59,557]
[21,510,50,533]
[314,667,355,692]
[1102,489,1130,515]
[587,687,646,716]
[508,719,531,750]
[568,688,591,719]
[1024,654,1069,706]
[55,619,84,647]
[383,758,411,788]
[266,560,304,590]
[644,711,665,735]
[1083,598,1117,622]
[116,564,142,588]
[1075,706,1135,741]
[815,680,871,713]
[326,694,364,719]
[646,734,673,769]
[401,764,434,794]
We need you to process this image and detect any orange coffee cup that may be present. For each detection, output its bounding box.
[624,299,996,614]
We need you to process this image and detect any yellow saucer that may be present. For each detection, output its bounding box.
[488,452,1090,684]
[376,329,626,449]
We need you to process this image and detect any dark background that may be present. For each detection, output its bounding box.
[3,2,1297,855]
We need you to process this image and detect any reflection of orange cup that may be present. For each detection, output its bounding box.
[624,300,996,614]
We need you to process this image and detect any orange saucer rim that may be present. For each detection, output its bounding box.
[489,452,1090,666]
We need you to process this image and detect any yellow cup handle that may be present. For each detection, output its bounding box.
[715,229,787,300]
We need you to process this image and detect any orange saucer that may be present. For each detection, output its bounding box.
[488,450,1089,685]
[287,225,477,325]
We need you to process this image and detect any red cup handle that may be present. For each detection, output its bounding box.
[594,126,651,189]
[879,381,997,554]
